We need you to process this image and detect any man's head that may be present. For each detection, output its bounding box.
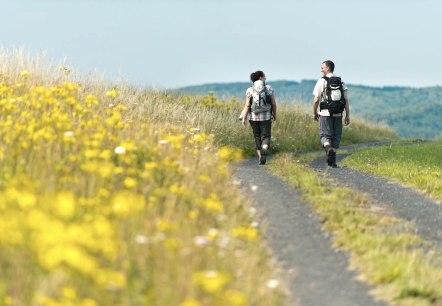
[321,60,335,76]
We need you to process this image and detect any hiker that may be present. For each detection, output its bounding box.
[240,71,277,165]
[312,60,350,167]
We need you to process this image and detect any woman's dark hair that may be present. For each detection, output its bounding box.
[250,71,265,82]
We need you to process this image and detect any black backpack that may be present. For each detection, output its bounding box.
[320,76,346,114]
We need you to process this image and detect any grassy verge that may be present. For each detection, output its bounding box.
[0,50,285,306]
[343,140,442,202]
[269,153,442,306]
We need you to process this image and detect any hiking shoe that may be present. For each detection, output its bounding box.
[325,147,334,166]
[259,155,267,165]
[260,147,268,156]
[329,150,337,168]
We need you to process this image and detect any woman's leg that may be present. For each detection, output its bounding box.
[249,121,262,156]
[260,120,272,151]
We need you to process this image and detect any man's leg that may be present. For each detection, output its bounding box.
[332,116,343,149]
[328,116,343,167]
[319,116,335,166]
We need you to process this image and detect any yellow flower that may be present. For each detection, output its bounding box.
[123,177,138,188]
[200,193,224,213]
[188,210,199,220]
[111,191,145,217]
[17,191,37,209]
[106,90,118,98]
[62,286,77,299]
[55,191,76,219]
[218,146,244,162]
[193,270,231,293]
[231,226,259,241]
[85,94,99,106]
[4,296,13,305]
[20,71,30,78]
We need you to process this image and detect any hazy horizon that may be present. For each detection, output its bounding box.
[2,0,441,89]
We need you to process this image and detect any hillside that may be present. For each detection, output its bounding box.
[0,51,396,305]
[177,81,442,139]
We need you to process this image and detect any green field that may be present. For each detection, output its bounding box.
[344,141,442,201]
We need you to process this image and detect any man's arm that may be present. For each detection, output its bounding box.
[313,96,320,121]
[344,91,350,125]
[312,79,322,121]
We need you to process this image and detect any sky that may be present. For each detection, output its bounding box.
[1,0,441,89]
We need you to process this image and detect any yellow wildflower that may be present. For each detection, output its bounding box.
[20,71,30,78]
[231,226,259,241]
[123,177,138,189]
[55,191,76,219]
[111,191,145,217]
[218,146,244,162]
[193,270,231,293]
[200,193,224,213]
[106,90,118,98]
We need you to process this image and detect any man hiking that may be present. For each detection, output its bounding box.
[312,60,350,167]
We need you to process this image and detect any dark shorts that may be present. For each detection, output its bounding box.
[249,120,271,150]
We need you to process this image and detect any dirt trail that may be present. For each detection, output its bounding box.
[234,158,386,306]
[311,151,442,248]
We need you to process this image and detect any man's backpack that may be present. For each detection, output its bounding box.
[320,76,346,114]
[249,83,272,114]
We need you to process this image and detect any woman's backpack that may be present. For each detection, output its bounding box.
[249,81,272,114]
[320,76,346,114]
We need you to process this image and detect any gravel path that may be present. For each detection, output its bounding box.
[311,151,442,248]
[234,158,386,306]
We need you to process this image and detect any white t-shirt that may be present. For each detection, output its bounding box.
[312,73,348,117]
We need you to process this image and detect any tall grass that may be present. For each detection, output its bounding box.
[0,49,285,306]
[128,94,397,157]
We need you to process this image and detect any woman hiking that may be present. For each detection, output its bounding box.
[240,71,277,165]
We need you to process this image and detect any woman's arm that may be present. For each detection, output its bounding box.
[241,97,251,127]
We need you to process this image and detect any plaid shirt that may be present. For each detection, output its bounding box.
[249,110,272,121]
[246,85,274,121]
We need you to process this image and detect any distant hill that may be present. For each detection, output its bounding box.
[176,80,442,139]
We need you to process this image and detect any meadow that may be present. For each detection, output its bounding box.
[0,49,396,305]
[343,141,442,201]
